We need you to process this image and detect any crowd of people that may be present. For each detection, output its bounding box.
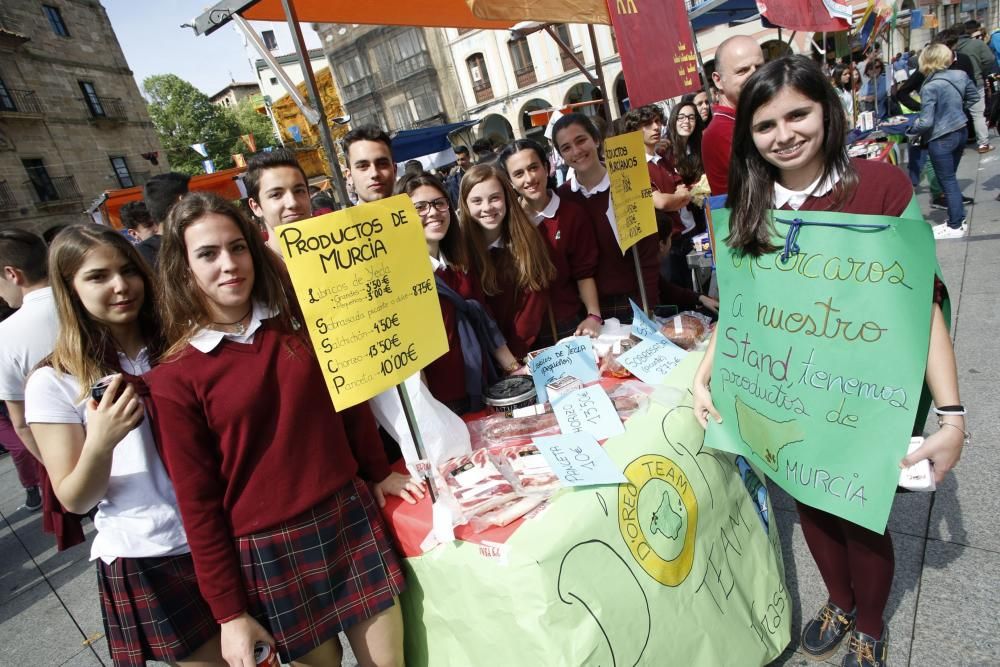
[0,18,985,667]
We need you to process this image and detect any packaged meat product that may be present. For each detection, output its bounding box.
[658,312,710,350]
[499,443,561,494]
[439,449,520,519]
[470,495,546,533]
[474,390,649,445]
[600,339,636,378]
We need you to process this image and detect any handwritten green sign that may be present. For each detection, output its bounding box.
[706,207,937,532]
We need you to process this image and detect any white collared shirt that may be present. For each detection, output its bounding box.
[530,191,561,226]
[189,301,277,353]
[429,250,449,272]
[25,348,190,563]
[0,286,59,400]
[645,152,661,164]
[773,170,841,211]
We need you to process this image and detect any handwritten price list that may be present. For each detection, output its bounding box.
[279,194,449,410]
[604,131,657,253]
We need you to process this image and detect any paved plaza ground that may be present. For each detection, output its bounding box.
[0,146,996,666]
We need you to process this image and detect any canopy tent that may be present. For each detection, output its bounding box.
[96,167,246,229]
[391,120,479,163]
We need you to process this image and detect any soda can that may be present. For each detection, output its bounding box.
[254,641,279,666]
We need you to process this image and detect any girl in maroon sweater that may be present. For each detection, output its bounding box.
[396,172,524,412]
[148,193,419,667]
[498,138,604,345]
[693,57,965,667]
[553,113,660,323]
[459,164,556,360]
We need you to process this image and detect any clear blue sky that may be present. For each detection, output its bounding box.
[103,0,322,97]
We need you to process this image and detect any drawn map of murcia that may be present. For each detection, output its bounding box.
[734,396,805,472]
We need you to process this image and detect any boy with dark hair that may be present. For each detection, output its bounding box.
[341,125,397,204]
[245,147,312,255]
[119,200,161,267]
[955,19,997,152]
[142,172,190,223]
[445,145,471,205]
[472,137,497,164]
[0,229,56,510]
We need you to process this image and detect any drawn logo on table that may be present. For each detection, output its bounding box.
[618,454,698,586]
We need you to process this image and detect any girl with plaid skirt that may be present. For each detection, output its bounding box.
[148,193,419,667]
[24,225,222,666]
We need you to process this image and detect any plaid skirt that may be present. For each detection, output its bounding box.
[238,477,406,663]
[97,553,217,667]
[600,293,641,324]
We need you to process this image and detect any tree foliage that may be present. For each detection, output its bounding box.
[143,74,240,175]
[223,97,277,156]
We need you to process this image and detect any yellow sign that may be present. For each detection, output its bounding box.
[278,194,449,410]
[604,130,657,254]
[618,453,699,586]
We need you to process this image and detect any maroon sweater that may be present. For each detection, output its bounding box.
[647,158,684,237]
[485,246,549,359]
[701,104,736,194]
[557,183,659,309]
[785,158,912,215]
[147,322,391,622]
[535,195,599,324]
[426,264,485,405]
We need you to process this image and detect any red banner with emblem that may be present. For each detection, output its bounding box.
[606,0,700,107]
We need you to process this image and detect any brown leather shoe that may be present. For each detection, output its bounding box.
[978,144,996,154]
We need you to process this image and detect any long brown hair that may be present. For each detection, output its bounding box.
[727,56,856,257]
[157,192,298,359]
[395,171,469,272]
[458,164,555,295]
[47,224,163,400]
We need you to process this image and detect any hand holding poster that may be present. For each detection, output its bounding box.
[278,195,448,410]
[604,131,657,254]
[705,209,937,532]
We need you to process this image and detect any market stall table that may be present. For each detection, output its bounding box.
[380,357,791,666]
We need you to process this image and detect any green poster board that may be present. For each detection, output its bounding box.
[400,355,790,666]
[706,208,936,533]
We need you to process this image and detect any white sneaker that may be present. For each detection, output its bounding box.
[933,222,968,239]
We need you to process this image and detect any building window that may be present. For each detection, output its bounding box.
[390,102,412,131]
[555,25,582,72]
[269,77,278,85]
[338,54,369,84]
[22,158,58,202]
[508,37,537,88]
[0,78,15,112]
[407,81,442,121]
[373,29,430,81]
[43,5,69,37]
[110,156,133,188]
[466,53,493,104]
[79,81,105,117]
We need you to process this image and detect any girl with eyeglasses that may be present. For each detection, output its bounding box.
[497,138,603,345]
[397,172,525,413]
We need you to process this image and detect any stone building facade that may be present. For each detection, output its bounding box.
[0,0,166,234]
[209,81,260,109]
[315,24,466,133]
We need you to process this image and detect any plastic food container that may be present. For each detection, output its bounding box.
[484,376,538,415]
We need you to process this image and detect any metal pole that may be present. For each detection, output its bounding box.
[631,246,650,314]
[279,0,351,208]
[395,384,437,503]
[587,25,615,122]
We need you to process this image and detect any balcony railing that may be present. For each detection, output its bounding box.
[23,175,82,206]
[472,80,493,104]
[0,88,44,116]
[377,51,434,89]
[84,96,127,121]
[0,181,17,210]
[514,66,537,89]
[340,75,375,102]
[561,49,585,73]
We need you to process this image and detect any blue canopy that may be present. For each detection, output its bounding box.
[391,120,479,162]
[690,0,761,31]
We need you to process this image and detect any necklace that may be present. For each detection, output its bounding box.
[212,306,253,335]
